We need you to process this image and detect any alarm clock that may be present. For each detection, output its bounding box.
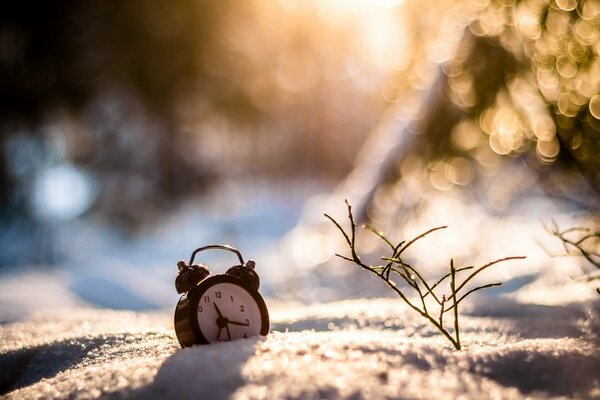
[173,244,270,347]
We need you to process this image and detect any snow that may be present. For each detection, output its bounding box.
[1,177,600,399]
[1,297,599,399]
[0,269,88,324]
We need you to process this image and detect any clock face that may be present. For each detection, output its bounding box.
[194,279,266,343]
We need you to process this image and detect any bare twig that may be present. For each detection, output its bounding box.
[454,256,526,295]
[450,260,460,350]
[325,200,526,350]
[546,221,600,295]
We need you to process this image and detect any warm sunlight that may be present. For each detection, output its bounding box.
[307,0,407,70]
[2,0,600,398]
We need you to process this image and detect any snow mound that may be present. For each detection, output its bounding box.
[1,298,598,399]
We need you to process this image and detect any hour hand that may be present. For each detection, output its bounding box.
[214,303,229,341]
[213,302,223,317]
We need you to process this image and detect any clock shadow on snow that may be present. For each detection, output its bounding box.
[0,332,262,399]
[124,338,262,399]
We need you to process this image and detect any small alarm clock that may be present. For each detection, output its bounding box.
[173,244,270,347]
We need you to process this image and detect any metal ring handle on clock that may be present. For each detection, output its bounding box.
[188,244,245,267]
[187,244,260,291]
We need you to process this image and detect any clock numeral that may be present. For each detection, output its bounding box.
[240,305,245,312]
[230,295,234,302]
[245,318,249,325]
[198,305,203,312]
[203,295,210,303]
[215,291,222,299]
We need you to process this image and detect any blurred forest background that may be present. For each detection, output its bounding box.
[1,0,401,269]
[1,0,600,307]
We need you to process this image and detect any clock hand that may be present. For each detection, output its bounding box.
[213,303,229,341]
[227,319,250,326]
[213,302,223,317]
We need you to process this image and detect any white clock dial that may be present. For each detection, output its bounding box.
[196,282,262,342]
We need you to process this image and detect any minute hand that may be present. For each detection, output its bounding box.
[227,319,249,326]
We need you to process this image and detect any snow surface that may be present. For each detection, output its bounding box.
[1,298,599,399]
[1,177,600,399]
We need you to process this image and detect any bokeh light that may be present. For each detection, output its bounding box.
[2,0,600,305]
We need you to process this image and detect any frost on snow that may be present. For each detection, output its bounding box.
[1,298,599,399]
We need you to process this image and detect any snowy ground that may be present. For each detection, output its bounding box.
[2,177,600,399]
[1,297,599,399]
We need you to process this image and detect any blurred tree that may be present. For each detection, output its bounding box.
[0,0,391,234]
[346,0,600,220]
[0,0,240,226]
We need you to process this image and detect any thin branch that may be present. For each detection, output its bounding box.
[454,256,526,294]
[450,259,460,350]
[382,278,458,347]
[334,253,356,263]
[345,200,358,251]
[390,267,419,289]
[396,226,448,256]
[364,224,398,251]
[546,221,600,297]
[574,233,600,247]
[365,225,409,283]
[425,266,474,297]
[444,282,503,313]
[383,257,443,305]
[439,295,446,326]
[547,221,600,269]
[557,233,600,269]
[373,265,420,290]
[456,282,503,306]
[325,213,352,248]
[558,226,589,235]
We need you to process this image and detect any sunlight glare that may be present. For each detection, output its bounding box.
[310,0,406,70]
